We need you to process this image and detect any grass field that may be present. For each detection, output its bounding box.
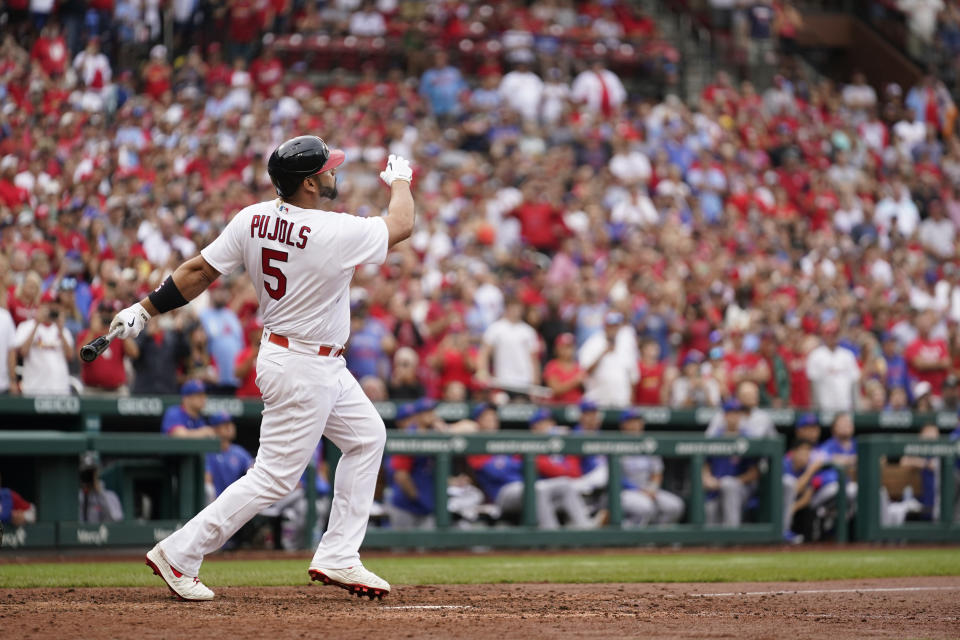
[2,548,959,589]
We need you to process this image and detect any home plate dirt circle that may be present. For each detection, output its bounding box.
[3,577,957,639]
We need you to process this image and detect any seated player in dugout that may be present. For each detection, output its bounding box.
[782,440,820,543]
[385,400,484,529]
[161,379,217,439]
[881,424,939,526]
[702,399,760,527]
[618,409,684,527]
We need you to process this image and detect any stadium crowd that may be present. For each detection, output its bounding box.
[0,0,959,544]
[0,0,959,417]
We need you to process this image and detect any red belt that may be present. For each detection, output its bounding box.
[267,332,344,357]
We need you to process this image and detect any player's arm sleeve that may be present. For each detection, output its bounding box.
[339,214,389,269]
[200,211,247,276]
[161,410,184,435]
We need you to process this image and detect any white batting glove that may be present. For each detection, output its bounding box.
[379,154,413,186]
[110,302,150,340]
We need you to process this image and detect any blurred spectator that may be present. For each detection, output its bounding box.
[571,59,627,117]
[478,298,540,393]
[78,451,123,523]
[0,472,36,527]
[579,311,638,407]
[132,315,187,395]
[667,350,722,408]
[234,318,263,399]
[543,333,585,405]
[9,271,42,326]
[0,288,16,394]
[806,322,860,412]
[15,301,74,394]
[758,329,790,407]
[162,379,216,439]
[703,399,759,527]
[913,380,935,412]
[349,1,386,37]
[499,54,543,122]
[30,22,68,76]
[426,323,474,401]
[619,409,684,526]
[905,310,950,407]
[78,300,138,394]
[880,332,911,397]
[635,340,666,406]
[419,50,467,119]
[389,347,425,400]
[723,328,770,395]
[347,300,395,382]
[183,323,219,386]
[199,283,244,393]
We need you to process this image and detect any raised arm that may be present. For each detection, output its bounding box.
[380,155,415,248]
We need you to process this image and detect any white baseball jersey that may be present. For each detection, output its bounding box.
[200,199,388,345]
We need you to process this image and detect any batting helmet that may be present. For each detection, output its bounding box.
[267,135,346,198]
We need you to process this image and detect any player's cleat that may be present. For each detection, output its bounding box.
[308,565,391,601]
[145,544,215,601]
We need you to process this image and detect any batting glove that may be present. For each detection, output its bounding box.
[379,154,413,186]
[110,302,150,340]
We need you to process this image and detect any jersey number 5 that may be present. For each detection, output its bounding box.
[262,248,288,300]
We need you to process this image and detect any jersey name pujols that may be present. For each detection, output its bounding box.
[250,213,311,249]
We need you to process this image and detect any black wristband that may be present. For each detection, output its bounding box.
[148,275,189,313]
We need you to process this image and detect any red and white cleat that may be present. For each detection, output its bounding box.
[145,544,215,602]
[308,565,391,601]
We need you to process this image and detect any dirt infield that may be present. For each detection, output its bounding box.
[3,577,958,640]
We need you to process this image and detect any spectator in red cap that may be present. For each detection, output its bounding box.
[543,333,585,405]
[805,321,860,412]
[904,310,951,407]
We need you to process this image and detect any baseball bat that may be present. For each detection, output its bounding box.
[79,327,122,362]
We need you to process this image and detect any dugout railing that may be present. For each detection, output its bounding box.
[309,432,786,549]
[855,435,960,542]
[2,430,957,549]
[0,395,957,435]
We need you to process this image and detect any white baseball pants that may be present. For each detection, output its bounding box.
[160,340,386,576]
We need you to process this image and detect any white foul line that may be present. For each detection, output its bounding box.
[692,586,960,598]
[382,605,471,610]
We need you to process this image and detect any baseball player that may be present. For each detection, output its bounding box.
[111,135,414,601]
